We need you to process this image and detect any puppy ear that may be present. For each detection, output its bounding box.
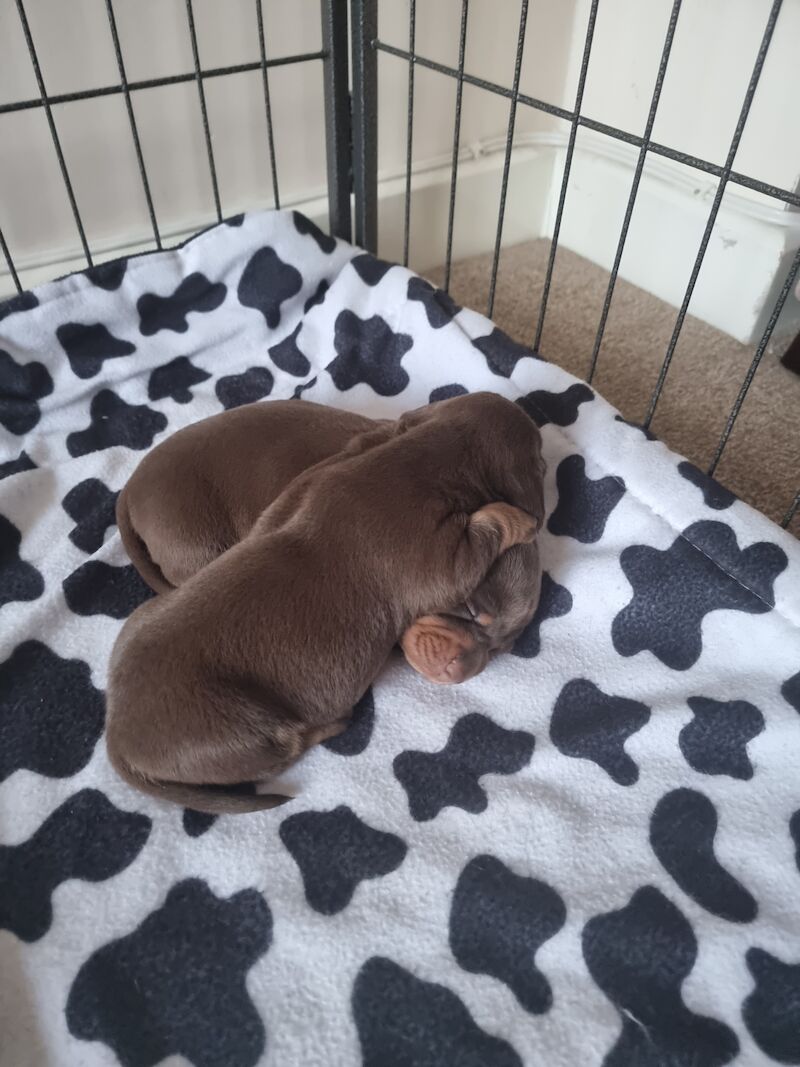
[468,502,538,553]
[401,615,487,685]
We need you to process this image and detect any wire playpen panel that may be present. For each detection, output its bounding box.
[0,0,797,529]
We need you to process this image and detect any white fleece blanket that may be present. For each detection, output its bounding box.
[1,208,799,1067]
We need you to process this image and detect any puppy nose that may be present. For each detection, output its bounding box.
[444,647,489,684]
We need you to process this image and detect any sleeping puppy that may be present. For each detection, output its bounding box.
[106,392,543,813]
[117,398,544,685]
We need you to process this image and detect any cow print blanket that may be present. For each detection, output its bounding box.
[1,209,799,1067]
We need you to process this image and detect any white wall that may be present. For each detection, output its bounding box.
[1,0,798,343]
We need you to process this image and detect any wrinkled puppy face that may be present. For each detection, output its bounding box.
[402,544,542,685]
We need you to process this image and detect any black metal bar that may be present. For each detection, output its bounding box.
[443,0,469,293]
[256,0,281,208]
[643,0,784,430]
[351,0,378,251]
[372,41,800,209]
[0,225,22,294]
[105,0,161,249]
[0,53,326,116]
[402,0,416,266]
[532,0,598,351]
[185,0,222,222]
[782,490,800,530]
[15,0,92,266]
[707,243,800,477]
[321,0,352,240]
[587,0,681,383]
[486,0,528,319]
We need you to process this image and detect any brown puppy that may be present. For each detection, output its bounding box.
[117,399,544,684]
[106,392,543,813]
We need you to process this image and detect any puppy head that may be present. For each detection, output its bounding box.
[402,542,542,685]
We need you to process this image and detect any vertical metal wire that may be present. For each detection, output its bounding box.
[443,0,469,293]
[643,0,784,429]
[402,0,416,267]
[486,0,528,319]
[256,0,281,208]
[782,490,799,530]
[0,226,23,294]
[351,0,378,251]
[531,0,598,352]
[707,243,800,477]
[586,0,681,383]
[321,0,352,240]
[185,0,223,222]
[104,0,161,248]
[15,0,93,266]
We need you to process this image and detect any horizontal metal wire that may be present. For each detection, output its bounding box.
[0,53,326,116]
[372,41,800,210]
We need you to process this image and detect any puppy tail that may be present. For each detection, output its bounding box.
[115,485,175,595]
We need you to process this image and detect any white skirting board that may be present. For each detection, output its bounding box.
[2,131,798,346]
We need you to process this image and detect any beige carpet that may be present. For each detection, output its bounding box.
[430,240,799,537]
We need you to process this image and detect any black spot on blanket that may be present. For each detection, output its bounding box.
[678,461,737,510]
[292,211,336,254]
[582,886,739,1067]
[782,670,800,714]
[350,253,394,286]
[429,383,468,403]
[63,561,154,619]
[268,324,311,377]
[547,455,625,543]
[279,806,406,915]
[328,310,412,396]
[148,356,211,404]
[407,277,460,328]
[56,322,136,380]
[182,810,217,838]
[512,572,573,658]
[238,247,302,329]
[323,688,374,756]
[679,696,764,779]
[304,279,329,313]
[743,948,800,1064]
[0,450,36,481]
[0,640,105,782]
[517,383,594,427]
[394,713,534,822]
[62,478,119,554]
[550,678,650,785]
[138,273,226,335]
[0,790,150,942]
[66,390,167,457]
[84,258,128,291]
[216,367,274,410]
[0,348,53,435]
[450,854,566,1013]
[612,521,787,671]
[66,879,271,1067]
[472,328,536,378]
[0,514,44,608]
[353,957,523,1067]
[650,788,757,922]
[0,289,39,323]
